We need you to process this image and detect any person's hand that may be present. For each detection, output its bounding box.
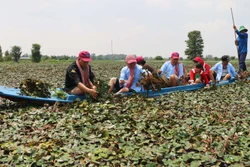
[188,80,192,84]
[233,25,237,30]
[235,40,239,46]
[205,84,210,88]
[120,80,125,85]
[89,89,98,99]
[157,69,162,74]
[92,85,97,90]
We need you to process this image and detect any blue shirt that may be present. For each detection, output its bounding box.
[211,62,237,81]
[160,61,184,79]
[236,30,248,54]
[119,64,144,92]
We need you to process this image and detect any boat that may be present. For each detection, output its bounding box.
[0,78,236,104]
[120,78,236,97]
[0,86,85,104]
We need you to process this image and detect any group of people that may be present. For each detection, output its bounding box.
[63,25,248,99]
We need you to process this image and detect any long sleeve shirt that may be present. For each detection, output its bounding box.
[211,62,237,81]
[236,30,248,54]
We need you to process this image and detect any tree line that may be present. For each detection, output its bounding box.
[0,44,41,63]
[0,30,238,63]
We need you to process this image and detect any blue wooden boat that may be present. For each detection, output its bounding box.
[0,78,236,104]
[0,86,85,104]
[120,78,236,97]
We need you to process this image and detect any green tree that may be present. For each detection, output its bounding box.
[10,46,22,62]
[155,55,163,60]
[185,30,204,60]
[214,56,219,61]
[3,50,12,61]
[0,45,3,62]
[230,56,235,60]
[31,44,42,62]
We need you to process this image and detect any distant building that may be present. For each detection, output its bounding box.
[20,54,31,60]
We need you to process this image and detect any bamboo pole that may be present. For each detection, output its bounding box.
[230,8,239,60]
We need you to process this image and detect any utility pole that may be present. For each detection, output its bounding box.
[111,40,113,55]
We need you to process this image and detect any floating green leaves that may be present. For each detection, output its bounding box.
[52,89,67,100]
[1,61,250,166]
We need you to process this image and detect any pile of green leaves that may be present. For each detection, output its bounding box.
[85,79,112,102]
[52,89,67,100]
[19,78,51,98]
[138,71,165,92]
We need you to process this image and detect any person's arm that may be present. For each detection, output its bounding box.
[229,64,237,78]
[89,80,96,90]
[67,67,97,98]
[67,67,81,86]
[211,62,219,72]
[158,62,167,74]
[211,63,221,81]
[202,73,209,85]
[204,64,210,76]
[234,25,247,38]
[178,63,184,78]
[78,82,98,98]
[119,67,127,85]
[189,69,195,84]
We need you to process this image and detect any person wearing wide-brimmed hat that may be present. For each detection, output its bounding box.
[233,25,248,72]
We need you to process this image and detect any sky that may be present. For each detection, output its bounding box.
[0,0,249,59]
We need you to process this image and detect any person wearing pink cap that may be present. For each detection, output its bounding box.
[108,54,145,94]
[136,55,156,74]
[158,52,185,86]
[64,50,98,99]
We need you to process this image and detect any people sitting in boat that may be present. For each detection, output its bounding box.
[64,50,98,99]
[210,55,237,82]
[189,63,210,87]
[136,55,156,74]
[158,52,185,86]
[108,54,145,94]
[193,56,211,80]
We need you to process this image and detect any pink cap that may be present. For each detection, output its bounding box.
[126,54,137,64]
[78,51,92,62]
[136,55,144,62]
[171,52,180,59]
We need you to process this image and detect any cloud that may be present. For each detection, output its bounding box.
[39,1,50,10]
[184,19,229,33]
[114,18,147,36]
[187,0,213,8]
[216,0,236,10]
[145,0,171,8]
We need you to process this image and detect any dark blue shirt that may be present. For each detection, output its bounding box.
[236,30,248,54]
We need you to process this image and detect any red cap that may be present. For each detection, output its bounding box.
[193,56,204,65]
[126,54,137,64]
[78,51,92,62]
[171,52,180,59]
[136,55,144,62]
